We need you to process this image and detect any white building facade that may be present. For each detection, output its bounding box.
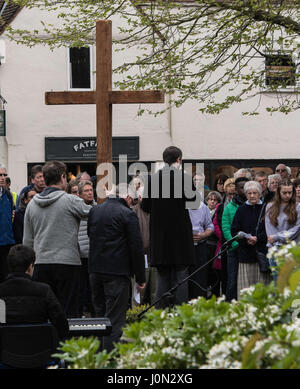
[0,5,300,193]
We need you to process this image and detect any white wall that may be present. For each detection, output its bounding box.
[0,8,171,192]
[1,7,300,192]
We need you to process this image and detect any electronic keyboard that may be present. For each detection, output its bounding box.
[68,317,112,337]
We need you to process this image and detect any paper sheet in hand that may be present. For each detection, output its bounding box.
[134,283,141,304]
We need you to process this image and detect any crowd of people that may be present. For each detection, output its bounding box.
[1,155,300,353]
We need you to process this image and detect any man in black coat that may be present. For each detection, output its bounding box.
[141,146,198,309]
[88,184,146,352]
[0,244,69,340]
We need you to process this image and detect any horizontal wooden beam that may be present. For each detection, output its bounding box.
[108,90,165,104]
[45,90,165,105]
[45,91,96,105]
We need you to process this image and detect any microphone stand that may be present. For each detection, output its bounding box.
[137,241,234,320]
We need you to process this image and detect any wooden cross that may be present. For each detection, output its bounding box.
[45,20,165,202]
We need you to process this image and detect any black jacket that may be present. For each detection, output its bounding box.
[88,197,146,285]
[262,188,274,204]
[141,166,196,267]
[12,207,26,244]
[0,273,69,339]
[231,202,267,263]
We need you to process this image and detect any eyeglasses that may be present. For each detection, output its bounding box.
[0,173,7,177]
[276,169,286,173]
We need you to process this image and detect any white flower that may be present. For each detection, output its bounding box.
[216,295,226,304]
[240,286,255,296]
[188,298,200,305]
[158,335,165,346]
[251,339,269,354]
[283,288,292,298]
[265,344,289,360]
[292,340,300,347]
[77,349,89,359]
[293,37,300,48]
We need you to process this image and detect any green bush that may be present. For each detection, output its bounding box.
[126,304,152,324]
[52,241,300,369]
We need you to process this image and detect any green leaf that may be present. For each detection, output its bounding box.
[277,260,296,293]
[289,270,300,293]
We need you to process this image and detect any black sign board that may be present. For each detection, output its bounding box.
[0,110,6,136]
[45,136,139,161]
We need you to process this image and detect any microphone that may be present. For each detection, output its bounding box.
[237,231,253,240]
[222,231,252,247]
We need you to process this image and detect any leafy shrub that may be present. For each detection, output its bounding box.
[53,241,300,369]
[126,304,152,324]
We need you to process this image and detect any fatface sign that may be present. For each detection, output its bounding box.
[45,136,139,161]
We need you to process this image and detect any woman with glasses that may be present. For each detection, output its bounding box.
[213,173,229,202]
[268,174,281,193]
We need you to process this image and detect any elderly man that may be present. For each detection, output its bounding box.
[275,163,290,180]
[88,183,145,352]
[234,168,253,180]
[23,161,91,318]
[255,171,273,204]
[76,171,91,182]
[0,164,15,283]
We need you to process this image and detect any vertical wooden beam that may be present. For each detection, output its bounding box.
[96,20,112,203]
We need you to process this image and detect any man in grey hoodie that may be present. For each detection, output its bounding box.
[23,161,91,318]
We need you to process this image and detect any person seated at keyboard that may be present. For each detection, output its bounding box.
[0,244,69,340]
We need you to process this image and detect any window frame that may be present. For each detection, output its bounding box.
[263,51,299,92]
[66,46,94,91]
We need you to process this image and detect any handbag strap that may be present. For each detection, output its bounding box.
[255,203,266,236]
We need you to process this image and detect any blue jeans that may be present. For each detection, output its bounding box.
[226,250,239,302]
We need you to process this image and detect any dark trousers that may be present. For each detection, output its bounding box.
[79,258,94,317]
[226,250,239,302]
[33,264,81,318]
[0,245,13,283]
[155,265,189,309]
[207,243,220,298]
[89,273,130,353]
[189,242,209,299]
[220,252,228,296]
[141,267,157,306]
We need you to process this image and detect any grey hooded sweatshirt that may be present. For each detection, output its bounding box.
[23,189,91,265]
